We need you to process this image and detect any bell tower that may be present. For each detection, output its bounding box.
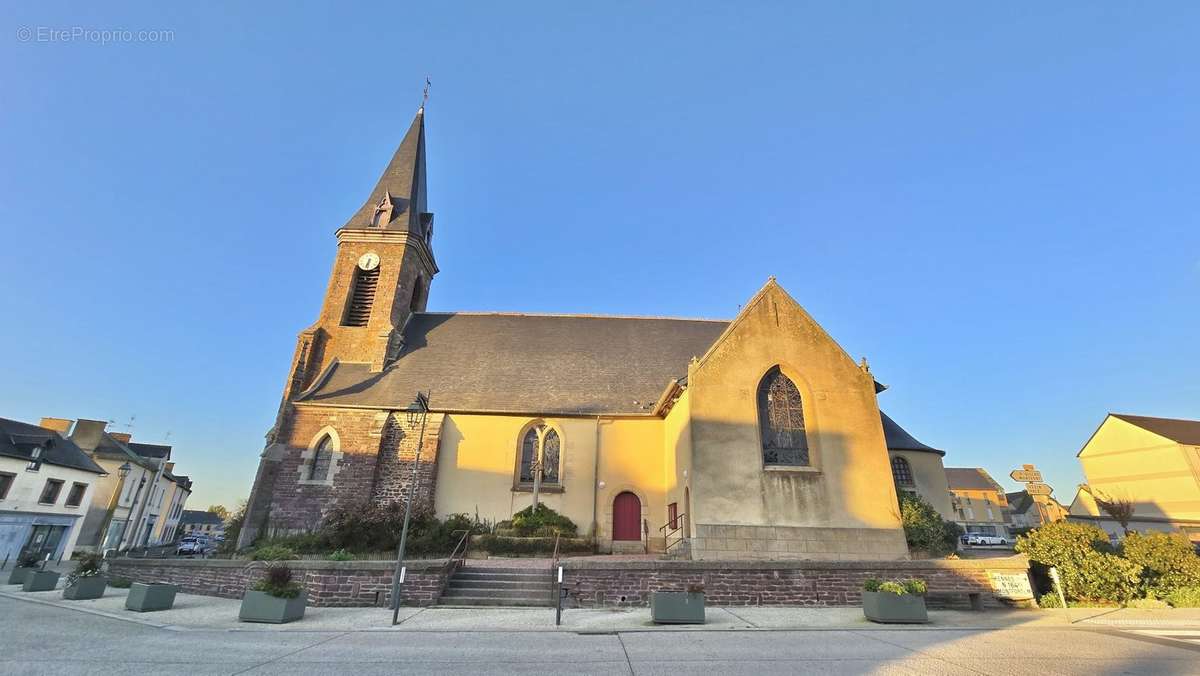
[284,107,438,399]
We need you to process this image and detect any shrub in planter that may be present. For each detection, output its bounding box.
[62,552,106,600]
[239,564,305,624]
[6,552,41,585]
[862,578,928,624]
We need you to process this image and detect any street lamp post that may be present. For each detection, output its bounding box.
[98,463,132,553]
[391,391,430,625]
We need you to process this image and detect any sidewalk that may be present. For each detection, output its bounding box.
[5,581,1200,633]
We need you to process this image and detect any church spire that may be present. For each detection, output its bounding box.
[343,108,431,237]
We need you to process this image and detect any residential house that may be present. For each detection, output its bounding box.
[179,510,225,540]
[0,417,106,562]
[1068,413,1200,543]
[1004,490,1068,531]
[946,467,1010,539]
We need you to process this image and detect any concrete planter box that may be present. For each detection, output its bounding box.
[650,591,706,624]
[22,570,60,592]
[125,583,178,612]
[239,590,306,624]
[7,567,35,586]
[62,575,107,600]
[862,591,928,624]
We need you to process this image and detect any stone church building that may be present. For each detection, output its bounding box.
[240,108,952,560]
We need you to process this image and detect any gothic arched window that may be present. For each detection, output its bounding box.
[891,456,914,487]
[518,424,561,485]
[309,435,333,481]
[757,367,809,466]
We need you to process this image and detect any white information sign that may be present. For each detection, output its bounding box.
[989,571,1034,600]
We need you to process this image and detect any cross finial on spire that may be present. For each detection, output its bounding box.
[420,77,431,112]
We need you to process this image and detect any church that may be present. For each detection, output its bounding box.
[239,108,953,560]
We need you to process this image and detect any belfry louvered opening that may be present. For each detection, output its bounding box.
[342,267,380,327]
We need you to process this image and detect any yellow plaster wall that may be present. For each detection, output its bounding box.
[890,450,953,520]
[1077,417,1200,521]
[595,417,668,547]
[663,390,694,537]
[687,282,903,534]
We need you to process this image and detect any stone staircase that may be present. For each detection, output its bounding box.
[437,565,555,607]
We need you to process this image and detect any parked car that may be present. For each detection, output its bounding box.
[966,533,1011,546]
[176,538,206,556]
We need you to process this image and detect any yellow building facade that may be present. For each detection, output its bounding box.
[1068,413,1200,543]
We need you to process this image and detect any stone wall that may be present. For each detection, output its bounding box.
[691,524,909,561]
[107,558,457,607]
[561,556,1030,609]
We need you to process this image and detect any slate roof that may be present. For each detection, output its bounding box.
[180,510,224,526]
[128,442,171,460]
[1006,491,1033,513]
[880,412,944,456]
[945,467,1002,492]
[342,109,430,235]
[1111,413,1200,446]
[0,417,105,474]
[299,312,729,415]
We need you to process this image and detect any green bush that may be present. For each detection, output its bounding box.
[1120,531,1200,599]
[318,503,488,556]
[328,548,354,561]
[473,535,593,556]
[252,564,303,599]
[863,577,926,595]
[1127,597,1170,609]
[1165,586,1200,608]
[1016,521,1141,604]
[251,545,298,561]
[108,577,132,589]
[898,492,962,557]
[1038,592,1063,608]
[508,504,578,537]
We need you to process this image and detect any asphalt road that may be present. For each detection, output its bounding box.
[1,596,1197,675]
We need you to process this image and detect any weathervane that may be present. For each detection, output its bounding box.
[421,77,431,110]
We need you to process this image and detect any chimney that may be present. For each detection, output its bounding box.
[109,432,132,444]
[69,419,109,452]
[39,417,73,435]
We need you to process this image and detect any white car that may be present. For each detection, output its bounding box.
[967,534,1011,546]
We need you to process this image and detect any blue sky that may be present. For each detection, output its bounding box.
[2,3,1197,509]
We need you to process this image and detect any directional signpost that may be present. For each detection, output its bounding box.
[1009,465,1043,484]
[1010,464,1054,526]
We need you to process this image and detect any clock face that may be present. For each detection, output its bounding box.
[357,252,380,271]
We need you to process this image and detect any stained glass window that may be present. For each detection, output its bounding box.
[309,435,333,481]
[758,367,809,466]
[891,456,914,486]
[518,425,561,484]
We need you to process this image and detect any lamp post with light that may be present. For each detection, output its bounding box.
[390,391,430,625]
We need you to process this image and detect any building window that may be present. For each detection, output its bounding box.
[26,444,45,472]
[518,424,561,485]
[667,502,679,530]
[757,366,809,466]
[309,435,334,481]
[0,472,14,500]
[39,479,64,505]
[342,267,380,326]
[65,482,88,507]
[891,456,914,487]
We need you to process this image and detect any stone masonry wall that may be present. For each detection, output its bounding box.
[561,556,1031,609]
[372,412,443,509]
[107,558,457,607]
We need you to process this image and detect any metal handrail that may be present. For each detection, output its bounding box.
[447,529,471,568]
[549,532,561,571]
[659,513,687,552]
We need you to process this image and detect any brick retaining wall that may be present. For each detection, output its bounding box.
[561,556,1031,609]
[107,558,458,607]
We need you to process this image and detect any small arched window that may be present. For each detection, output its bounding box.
[891,456,914,487]
[309,435,333,481]
[758,367,809,466]
[518,424,561,485]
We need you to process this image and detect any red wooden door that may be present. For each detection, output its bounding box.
[612,492,641,541]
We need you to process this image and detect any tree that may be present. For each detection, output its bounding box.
[207,504,230,522]
[898,492,962,557]
[1092,491,1135,535]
